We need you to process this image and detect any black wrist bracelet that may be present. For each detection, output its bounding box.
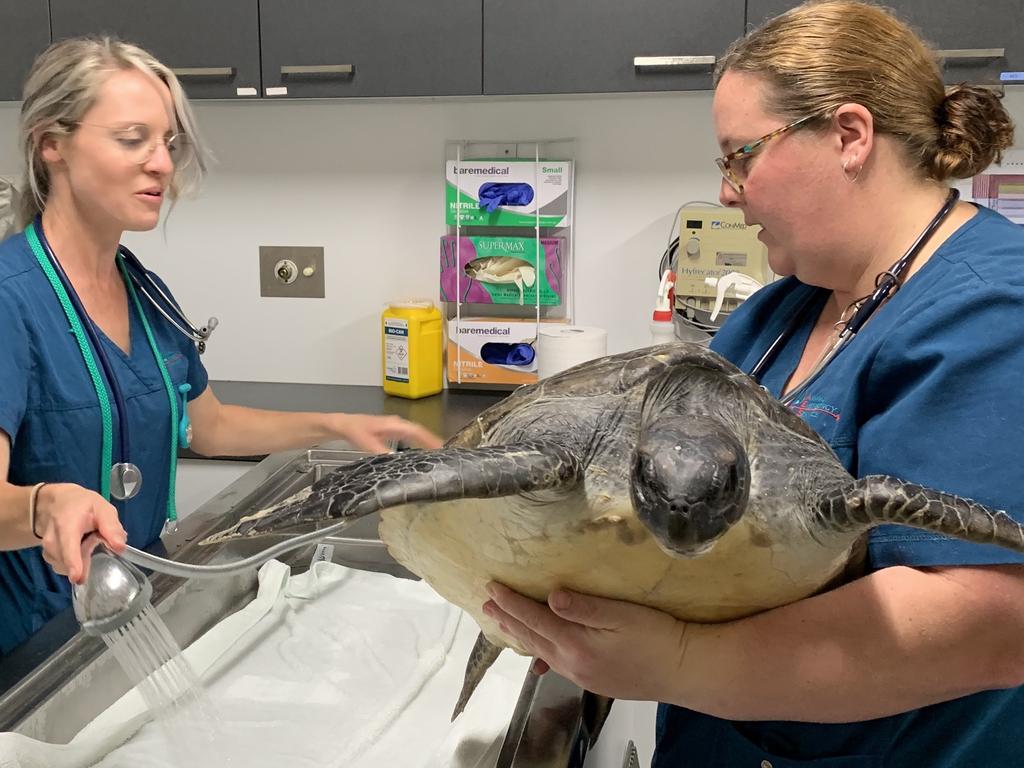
[29,482,47,539]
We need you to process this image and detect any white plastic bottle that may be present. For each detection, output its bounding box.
[650,269,677,345]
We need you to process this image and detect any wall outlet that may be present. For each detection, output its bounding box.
[259,246,325,298]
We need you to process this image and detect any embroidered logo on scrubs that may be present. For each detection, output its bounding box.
[789,393,841,422]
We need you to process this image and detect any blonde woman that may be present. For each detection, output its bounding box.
[486,3,1024,765]
[0,38,441,656]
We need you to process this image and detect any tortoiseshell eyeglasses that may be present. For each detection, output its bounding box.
[715,113,820,194]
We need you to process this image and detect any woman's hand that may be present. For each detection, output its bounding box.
[330,413,444,453]
[34,483,127,584]
[483,581,690,702]
[187,388,445,457]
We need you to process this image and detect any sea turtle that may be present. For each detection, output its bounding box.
[201,343,1024,722]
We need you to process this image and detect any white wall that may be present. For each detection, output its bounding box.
[584,699,658,768]
[2,88,1023,385]
[0,93,721,385]
[174,458,252,519]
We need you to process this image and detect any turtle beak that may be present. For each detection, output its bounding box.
[630,417,749,557]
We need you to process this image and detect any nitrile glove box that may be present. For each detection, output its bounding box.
[446,317,539,387]
[445,160,572,227]
[440,236,564,306]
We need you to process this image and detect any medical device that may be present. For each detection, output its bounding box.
[120,250,218,355]
[671,206,771,330]
[749,188,959,405]
[26,219,217,526]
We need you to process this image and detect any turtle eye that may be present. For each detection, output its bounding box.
[641,456,658,479]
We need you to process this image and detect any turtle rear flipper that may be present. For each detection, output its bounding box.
[451,634,617,748]
[817,476,1024,551]
[583,692,615,748]
[200,440,583,545]
[452,632,503,720]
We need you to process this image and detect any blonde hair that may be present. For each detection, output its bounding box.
[17,36,209,228]
[715,0,1014,182]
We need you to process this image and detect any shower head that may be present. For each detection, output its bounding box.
[72,545,153,635]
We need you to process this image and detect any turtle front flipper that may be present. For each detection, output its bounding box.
[817,476,1024,551]
[199,440,583,545]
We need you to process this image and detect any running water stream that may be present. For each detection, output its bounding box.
[98,601,232,766]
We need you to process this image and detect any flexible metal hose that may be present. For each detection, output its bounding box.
[120,515,361,578]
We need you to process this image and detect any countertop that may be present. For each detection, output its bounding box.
[182,381,507,461]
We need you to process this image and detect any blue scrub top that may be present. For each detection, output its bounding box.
[0,230,208,656]
[655,205,1024,766]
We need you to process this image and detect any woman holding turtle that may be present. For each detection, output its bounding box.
[485,2,1024,765]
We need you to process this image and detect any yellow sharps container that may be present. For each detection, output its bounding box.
[381,301,443,399]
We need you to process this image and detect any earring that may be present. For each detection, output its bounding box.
[842,157,861,183]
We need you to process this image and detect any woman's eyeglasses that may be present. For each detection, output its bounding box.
[715,113,820,194]
[72,122,194,171]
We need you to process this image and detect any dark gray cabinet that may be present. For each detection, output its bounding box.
[29,0,1012,103]
[746,1,1024,85]
[49,0,261,99]
[483,0,744,95]
[259,0,482,98]
[0,0,49,102]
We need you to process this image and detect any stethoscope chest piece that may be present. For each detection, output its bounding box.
[111,462,142,500]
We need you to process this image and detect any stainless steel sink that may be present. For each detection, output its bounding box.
[0,444,593,766]
[0,447,403,741]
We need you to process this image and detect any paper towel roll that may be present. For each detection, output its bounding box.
[537,325,608,379]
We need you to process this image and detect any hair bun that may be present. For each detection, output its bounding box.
[931,85,1014,180]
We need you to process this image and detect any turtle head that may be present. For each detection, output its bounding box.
[630,416,750,557]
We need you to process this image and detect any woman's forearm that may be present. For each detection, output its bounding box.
[189,403,336,457]
[669,564,1024,722]
[187,387,442,457]
[0,481,38,550]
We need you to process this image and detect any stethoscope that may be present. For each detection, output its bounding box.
[26,218,218,531]
[749,188,960,406]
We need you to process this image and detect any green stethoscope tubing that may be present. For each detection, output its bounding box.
[26,221,182,528]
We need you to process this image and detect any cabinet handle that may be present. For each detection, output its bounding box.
[936,48,1005,61]
[281,64,355,76]
[171,67,236,78]
[634,55,716,72]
